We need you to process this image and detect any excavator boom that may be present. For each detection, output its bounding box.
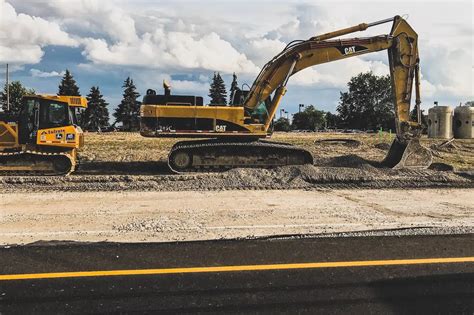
[244,16,419,135]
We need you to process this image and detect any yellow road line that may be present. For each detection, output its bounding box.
[0,257,473,281]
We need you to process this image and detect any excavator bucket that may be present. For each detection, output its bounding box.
[382,138,432,169]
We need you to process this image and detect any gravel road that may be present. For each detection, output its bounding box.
[1,188,472,245]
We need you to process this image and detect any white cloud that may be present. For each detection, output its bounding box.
[0,0,77,65]
[3,0,472,109]
[420,46,473,99]
[290,58,389,88]
[80,31,259,74]
[30,69,65,78]
[0,45,43,64]
[9,0,259,75]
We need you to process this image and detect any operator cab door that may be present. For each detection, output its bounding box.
[38,100,71,130]
[18,98,39,144]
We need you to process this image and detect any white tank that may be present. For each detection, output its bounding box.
[453,106,474,139]
[428,106,453,139]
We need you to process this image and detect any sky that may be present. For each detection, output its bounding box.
[0,0,472,117]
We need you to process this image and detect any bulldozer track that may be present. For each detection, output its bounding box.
[0,150,75,176]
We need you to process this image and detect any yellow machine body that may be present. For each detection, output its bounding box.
[141,105,267,138]
[36,125,84,148]
[0,94,87,175]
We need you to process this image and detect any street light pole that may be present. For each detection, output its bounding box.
[6,63,9,112]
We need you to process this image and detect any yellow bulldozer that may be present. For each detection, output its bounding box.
[140,15,432,172]
[0,94,87,175]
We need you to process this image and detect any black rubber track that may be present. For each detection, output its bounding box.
[168,139,313,173]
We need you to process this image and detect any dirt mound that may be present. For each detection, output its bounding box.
[429,163,455,171]
[375,142,391,150]
[314,154,380,170]
[1,163,472,193]
[314,139,361,147]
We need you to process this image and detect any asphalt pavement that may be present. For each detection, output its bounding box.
[0,234,473,313]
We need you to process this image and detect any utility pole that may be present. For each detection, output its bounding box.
[6,63,9,112]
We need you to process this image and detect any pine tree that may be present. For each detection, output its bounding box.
[57,69,84,126]
[114,77,141,131]
[83,86,110,131]
[58,69,80,96]
[208,72,227,105]
[1,81,35,115]
[229,72,238,106]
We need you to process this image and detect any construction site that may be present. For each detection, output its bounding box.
[0,9,472,312]
[0,130,472,245]
[0,14,473,243]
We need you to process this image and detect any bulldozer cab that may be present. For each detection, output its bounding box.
[18,96,74,145]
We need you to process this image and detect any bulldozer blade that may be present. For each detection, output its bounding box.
[382,138,432,169]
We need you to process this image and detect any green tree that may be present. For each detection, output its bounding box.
[58,69,84,126]
[410,107,427,127]
[208,72,227,105]
[325,112,339,129]
[337,72,394,130]
[273,117,291,131]
[409,107,428,134]
[229,72,238,105]
[114,77,141,131]
[83,86,110,131]
[291,105,326,131]
[465,101,474,107]
[58,69,80,96]
[1,81,35,115]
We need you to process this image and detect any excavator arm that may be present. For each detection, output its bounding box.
[242,15,431,168]
[244,16,421,137]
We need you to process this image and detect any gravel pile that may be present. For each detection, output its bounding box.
[0,158,472,192]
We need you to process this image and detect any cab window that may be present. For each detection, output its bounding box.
[39,101,70,129]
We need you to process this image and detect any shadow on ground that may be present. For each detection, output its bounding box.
[77,161,172,175]
[314,154,382,168]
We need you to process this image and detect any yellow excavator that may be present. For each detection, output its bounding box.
[140,15,431,172]
[0,94,87,175]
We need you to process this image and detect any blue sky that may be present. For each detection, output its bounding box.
[1,0,472,119]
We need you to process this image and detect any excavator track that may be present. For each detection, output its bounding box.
[168,139,314,173]
[0,150,75,176]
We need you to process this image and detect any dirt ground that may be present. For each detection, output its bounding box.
[0,132,472,192]
[79,131,474,170]
[1,188,472,245]
[1,132,472,245]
